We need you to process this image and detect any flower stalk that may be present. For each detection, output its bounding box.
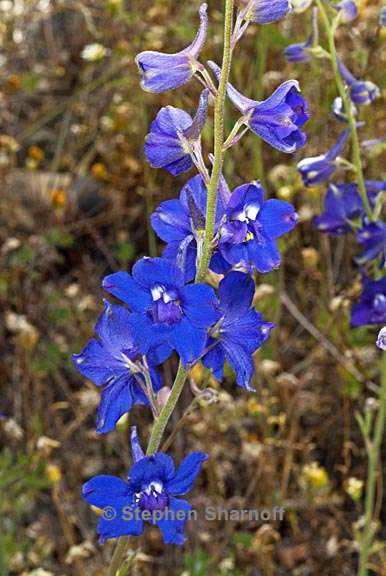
[358,353,386,576]
[195,0,235,283]
[315,0,374,221]
[106,1,235,572]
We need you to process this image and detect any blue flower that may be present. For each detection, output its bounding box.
[239,0,291,24]
[202,272,274,390]
[144,90,209,176]
[72,302,167,433]
[332,96,358,123]
[380,7,386,27]
[377,327,386,351]
[335,0,358,23]
[356,222,386,267]
[338,59,380,106]
[135,4,208,93]
[314,181,385,235]
[82,427,208,544]
[102,258,219,367]
[208,62,309,153]
[297,129,350,186]
[284,40,312,64]
[284,7,318,64]
[213,181,298,274]
[151,175,228,282]
[351,277,386,327]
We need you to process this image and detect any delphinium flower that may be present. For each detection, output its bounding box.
[332,96,358,123]
[334,0,358,23]
[144,89,209,176]
[102,257,219,366]
[151,175,228,281]
[135,3,208,93]
[73,301,167,433]
[338,59,380,106]
[284,7,318,64]
[202,272,274,390]
[377,327,386,351]
[211,181,299,274]
[208,62,309,153]
[351,277,386,327]
[82,427,208,544]
[380,7,386,27]
[314,181,386,235]
[297,129,350,187]
[356,222,386,267]
[237,0,291,24]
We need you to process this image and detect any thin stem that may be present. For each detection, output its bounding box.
[222,116,248,150]
[358,354,386,576]
[141,357,160,416]
[316,0,374,221]
[195,0,235,283]
[146,362,187,455]
[106,537,129,576]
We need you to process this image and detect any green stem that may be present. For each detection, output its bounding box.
[196,0,235,283]
[106,537,129,576]
[358,354,386,576]
[146,362,187,455]
[316,0,374,221]
[106,2,235,573]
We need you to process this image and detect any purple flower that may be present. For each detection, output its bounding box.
[208,62,309,153]
[151,175,228,282]
[213,181,298,274]
[377,327,386,350]
[356,222,386,266]
[284,7,318,64]
[102,258,219,367]
[332,96,358,123]
[82,427,208,544]
[380,7,386,27]
[315,181,385,235]
[144,90,209,176]
[297,129,350,186]
[238,0,291,24]
[202,272,274,390]
[135,4,208,93]
[351,277,386,327]
[72,302,167,433]
[284,40,312,64]
[335,1,358,23]
[338,59,380,106]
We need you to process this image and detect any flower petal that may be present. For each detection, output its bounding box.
[167,452,208,495]
[259,199,298,239]
[102,272,151,311]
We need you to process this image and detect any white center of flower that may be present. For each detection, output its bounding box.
[145,480,163,495]
[235,203,260,223]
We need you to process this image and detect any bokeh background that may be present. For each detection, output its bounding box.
[1,0,386,574]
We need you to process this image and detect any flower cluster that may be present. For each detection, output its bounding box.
[285,2,386,330]
[75,1,306,550]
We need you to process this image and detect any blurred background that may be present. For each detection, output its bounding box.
[0,0,386,574]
